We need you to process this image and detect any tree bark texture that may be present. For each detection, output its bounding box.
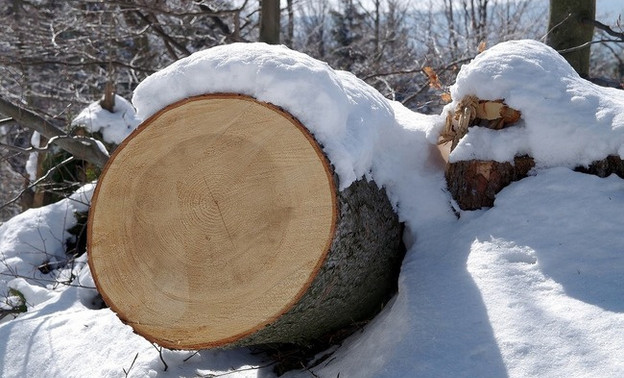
[87,94,404,350]
[230,176,403,348]
[445,156,535,210]
[260,0,281,44]
[547,0,596,78]
[575,155,624,179]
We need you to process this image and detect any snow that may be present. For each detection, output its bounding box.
[71,94,142,145]
[25,131,40,181]
[436,40,624,168]
[2,40,624,377]
[132,43,397,189]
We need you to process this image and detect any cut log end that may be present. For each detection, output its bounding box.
[87,94,403,350]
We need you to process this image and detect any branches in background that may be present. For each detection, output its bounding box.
[0,96,109,168]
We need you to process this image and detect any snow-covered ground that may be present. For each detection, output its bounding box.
[1,40,623,377]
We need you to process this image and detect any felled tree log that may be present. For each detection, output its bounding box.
[87,94,403,350]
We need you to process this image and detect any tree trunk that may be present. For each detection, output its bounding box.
[547,0,595,78]
[285,0,294,47]
[260,0,280,44]
[87,94,404,350]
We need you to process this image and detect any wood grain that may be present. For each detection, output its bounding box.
[88,94,337,348]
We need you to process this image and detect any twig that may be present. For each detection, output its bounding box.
[123,353,139,377]
[0,117,14,126]
[182,350,200,362]
[132,10,190,58]
[541,12,573,42]
[401,57,473,106]
[152,344,168,371]
[0,272,96,289]
[557,39,623,54]
[0,155,75,211]
[361,67,423,80]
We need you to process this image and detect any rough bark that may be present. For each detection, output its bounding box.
[442,96,531,210]
[575,155,624,179]
[446,156,535,210]
[231,176,404,348]
[260,0,281,44]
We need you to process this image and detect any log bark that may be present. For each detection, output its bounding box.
[87,94,403,350]
[445,155,535,210]
[575,155,624,179]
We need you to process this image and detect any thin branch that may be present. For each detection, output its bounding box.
[582,17,624,40]
[0,155,75,211]
[0,272,96,289]
[401,57,474,106]
[0,142,35,154]
[132,10,191,58]
[541,12,573,42]
[558,39,624,54]
[0,58,156,73]
[0,118,14,126]
[362,68,423,80]
[196,361,277,377]
[152,344,168,372]
[123,353,139,377]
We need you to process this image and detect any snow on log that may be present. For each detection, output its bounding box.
[437,40,624,210]
[87,93,403,350]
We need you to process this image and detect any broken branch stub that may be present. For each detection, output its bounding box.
[442,95,532,210]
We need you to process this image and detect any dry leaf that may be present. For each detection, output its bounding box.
[478,41,487,53]
[423,66,442,90]
[440,92,452,103]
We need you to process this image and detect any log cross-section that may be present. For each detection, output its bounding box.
[87,94,403,349]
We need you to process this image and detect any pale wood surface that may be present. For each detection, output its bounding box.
[88,94,337,349]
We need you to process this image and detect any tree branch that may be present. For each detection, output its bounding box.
[0,96,109,168]
[582,17,624,40]
[132,10,191,58]
[557,39,623,54]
